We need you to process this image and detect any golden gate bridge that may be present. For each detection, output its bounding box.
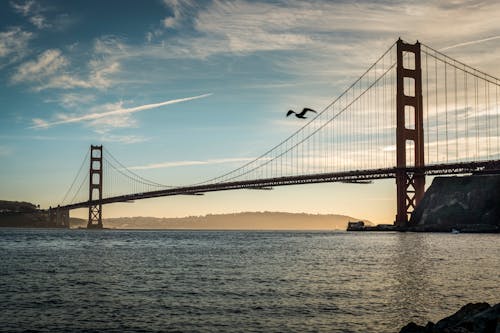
[49,39,500,229]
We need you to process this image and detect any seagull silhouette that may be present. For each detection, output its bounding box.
[286,107,317,119]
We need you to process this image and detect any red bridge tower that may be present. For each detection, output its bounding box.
[395,39,425,227]
[88,145,103,229]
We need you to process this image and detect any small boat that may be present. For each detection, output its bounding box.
[451,228,460,234]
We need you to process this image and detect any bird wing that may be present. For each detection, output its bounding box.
[302,107,317,114]
[286,110,295,117]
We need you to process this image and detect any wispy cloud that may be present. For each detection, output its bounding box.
[31,93,212,129]
[0,134,59,141]
[50,93,96,109]
[146,0,195,42]
[129,157,255,170]
[11,49,68,83]
[99,134,149,144]
[10,0,49,29]
[0,27,33,66]
[162,0,192,28]
[142,0,500,73]
[11,36,126,91]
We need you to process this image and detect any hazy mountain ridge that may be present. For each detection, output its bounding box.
[71,212,373,230]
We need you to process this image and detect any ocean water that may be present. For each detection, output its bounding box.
[0,229,498,332]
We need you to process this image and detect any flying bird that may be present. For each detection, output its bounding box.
[286,107,317,119]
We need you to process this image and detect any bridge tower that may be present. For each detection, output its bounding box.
[395,39,425,227]
[88,145,103,229]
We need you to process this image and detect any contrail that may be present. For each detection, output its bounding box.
[31,93,212,129]
[440,35,500,52]
[129,157,256,170]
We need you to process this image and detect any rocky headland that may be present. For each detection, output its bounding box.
[0,200,48,227]
[0,200,68,228]
[399,302,500,333]
[408,174,500,232]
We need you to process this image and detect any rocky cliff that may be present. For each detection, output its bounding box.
[408,174,500,232]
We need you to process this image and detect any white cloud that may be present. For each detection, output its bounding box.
[52,93,96,109]
[193,1,315,54]
[10,0,50,29]
[29,15,47,29]
[0,27,33,64]
[36,74,92,90]
[144,0,196,42]
[31,93,212,129]
[10,0,33,15]
[99,134,149,144]
[129,157,256,170]
[11,36,126,91]
[163,17,176,28]
[140,0,500,77]
[93,36,127,55]
[162,0,194,28]
[31,118,49,128]
[87,101,137,130]
[11,49,68,83]
[88,60,120,89]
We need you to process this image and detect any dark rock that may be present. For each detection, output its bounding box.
[468,303,500,333]
[408,175,500,232]
[399,303,500,333]
[399,322,427,333]
[434,302,491,331]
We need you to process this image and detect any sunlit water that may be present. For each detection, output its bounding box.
[0,229,498,332]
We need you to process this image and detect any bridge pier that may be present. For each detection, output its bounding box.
[88,145,103,229]
[395,38,425,227]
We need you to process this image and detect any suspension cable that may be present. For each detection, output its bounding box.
[60,148,90,205]
[195,41,398,185]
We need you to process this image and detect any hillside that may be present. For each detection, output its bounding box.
[71,212,372,230]
[0,200,38,213]
[0,200,51,227]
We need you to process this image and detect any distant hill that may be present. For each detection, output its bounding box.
[71,212,373,230]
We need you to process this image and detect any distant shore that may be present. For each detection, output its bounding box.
[68,212,373,230]
[0,201,374,230]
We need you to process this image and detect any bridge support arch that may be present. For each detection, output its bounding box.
[395,39,425,227]
[88,145,103,229]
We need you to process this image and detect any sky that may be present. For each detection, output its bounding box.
[1,0,500,224]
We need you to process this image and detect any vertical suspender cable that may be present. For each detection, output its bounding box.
[486,80,490,157]
[454,65,458,161]
[464,69,469,160]
[475,75,479,159]
[495,81,500,158]
[425,51,430,163]
[445,61,448,162]
[435,51,439,163]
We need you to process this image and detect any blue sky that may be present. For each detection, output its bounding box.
[1,0,500,223]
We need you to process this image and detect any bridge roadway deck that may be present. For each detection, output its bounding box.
[61,160,500,210]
